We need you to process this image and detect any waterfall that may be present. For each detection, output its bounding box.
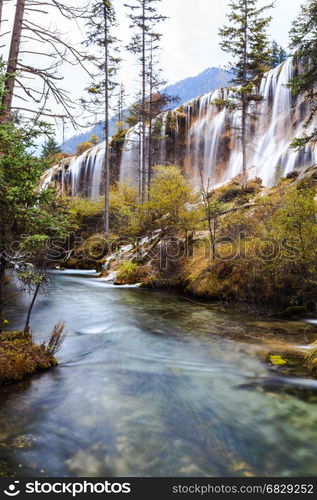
[118,58,316,188]
[159,112,168,164]
[43,58,317,197]
[67,141,106,199]
[119,123,141,185]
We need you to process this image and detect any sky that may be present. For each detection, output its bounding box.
[3,0,302,142]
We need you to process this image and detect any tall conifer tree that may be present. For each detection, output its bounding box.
[218,0,273,187]
[288,0,317,149]
[269,40,287,68]
[125,0,167,200]
[85,0,121,236]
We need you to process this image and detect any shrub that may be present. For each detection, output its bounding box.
[144,165,199,234]
[66,196,104,232]
[182,184,317,311]
[116,261,139,284]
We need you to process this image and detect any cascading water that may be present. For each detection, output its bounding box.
[119,58,317,187]
[119,123,141,185]
[67,141,106,199]
[178,58,317,187]
[43,58,317,197]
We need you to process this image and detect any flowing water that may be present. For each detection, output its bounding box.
[42,58,317,198]
[1,270,317,477]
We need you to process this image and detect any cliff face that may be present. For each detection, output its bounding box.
[42,58,317,198]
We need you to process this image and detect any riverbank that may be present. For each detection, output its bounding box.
[58,165,317,318]
[0,331,58,386]
[45,165,317,376]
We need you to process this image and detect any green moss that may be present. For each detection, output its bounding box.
[110,128,128,145]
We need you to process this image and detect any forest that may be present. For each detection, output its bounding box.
[0,0,317,481]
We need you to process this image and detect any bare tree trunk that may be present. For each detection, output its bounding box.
[242,96,248,189]
[141,0,146,202]
[1,0,26,118]
[147,41,153,196]
[103,2,110,237]
[200,173,216,259]
[241,0,248,190]
[0,253,6,334]
[0,0,4,35]
[24,280,41,335]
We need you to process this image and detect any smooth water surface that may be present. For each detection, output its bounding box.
[1,270,317,477]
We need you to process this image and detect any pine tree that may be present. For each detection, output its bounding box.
[84,0,121,237]
[218,0,273,188]
[115,83,127,132]
[269,40,288,68]
[288,0,317,149]
[125,0,167,200]
[41,137,62,158]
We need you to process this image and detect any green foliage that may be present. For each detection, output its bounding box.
[136,166,199,235]
[83,0,120,115]
[68,167,198,239]
[67,196,104,219]
[0,121,68,249]
[0,60,69,328]
[109,182,138,235]
[116,261,138,284]
[41,137,62,159]
[217,0,273,187]
[269,40,288,68]
[111,127,128,146]
[219,0,273,89]
[272,186,317,259]
[17,271,45,286]
[184,181,317,311]
[288,0,317,147]
[66,196,104,231]
[64,184,140,237]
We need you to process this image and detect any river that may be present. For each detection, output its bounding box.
[1,270,317,477]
